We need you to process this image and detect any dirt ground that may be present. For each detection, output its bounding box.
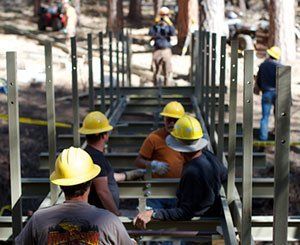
[0,1,299,217]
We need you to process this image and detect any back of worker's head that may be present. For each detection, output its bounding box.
[166,115,208,156]
[79,111,113,144]
[266,46,281,60]
[50,147,101,198]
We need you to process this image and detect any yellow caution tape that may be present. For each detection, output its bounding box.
[0,114,71,128]
[253,141,300,147]
[0,205,11,216]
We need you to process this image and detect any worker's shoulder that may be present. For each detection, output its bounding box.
[148,128,168,139]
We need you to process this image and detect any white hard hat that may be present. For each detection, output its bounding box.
[159,7,170,16]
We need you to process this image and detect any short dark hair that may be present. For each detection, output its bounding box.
[60,181,91,198]
[86,132,107,144]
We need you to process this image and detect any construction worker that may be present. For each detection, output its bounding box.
[15,147,135,244]
[62,0,78,40]
[134,101,185,209]
[133,115,227,228]
[149,6,176,86]
[254,46,283,141]
[79,111,145,216]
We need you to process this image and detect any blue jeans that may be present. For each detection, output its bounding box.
[259,91,276,141]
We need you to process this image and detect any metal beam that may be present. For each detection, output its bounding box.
[242,50,254,244]
[273,66,291,244]
[21,178,275,199]
[217,36,227,161]
[71,37,80,147]
[94,86,226,97]
[45,43,59,204]
[6,51,22,238]
[227,39,238,202]
[39,150,266,171]
[87,33,94,111]
[99,31,105,113]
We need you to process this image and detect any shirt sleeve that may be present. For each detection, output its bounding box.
[94,155,109,178]
[149,26,156,37]
[169,26,176,36]
[15,216,35,245]
[139,134,155,159]
[100,215,135,245]
[154,173,204,221]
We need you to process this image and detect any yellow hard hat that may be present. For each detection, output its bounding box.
[266,46,281,60]
[171,115,203,140]
[79,111,113,135]
[50,147,100,186]
[160,101,185,119]
[159,7,170,16]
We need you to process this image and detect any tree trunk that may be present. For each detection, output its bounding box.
[239,0,247,12]
[269,0,296,62]
[200,0,227,36]
[177,0,199,48]
[128,0,142,22]
[153,0,163,17]
[107,0,123,32]
[34,0,41,16]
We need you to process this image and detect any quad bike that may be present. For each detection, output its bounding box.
[38,2,66,31]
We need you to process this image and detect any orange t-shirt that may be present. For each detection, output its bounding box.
[139,128,184,178]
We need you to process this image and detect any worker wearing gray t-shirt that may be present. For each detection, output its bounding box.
[15,147,135,245]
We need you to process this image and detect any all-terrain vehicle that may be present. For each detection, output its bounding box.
[38,2,66,31]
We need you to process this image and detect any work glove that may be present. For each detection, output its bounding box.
[151,160,169,175]
[125,169,146,181]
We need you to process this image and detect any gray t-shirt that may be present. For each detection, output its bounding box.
[15,201,134,245]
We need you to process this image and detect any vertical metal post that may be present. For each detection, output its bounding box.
[71,37,80,147]
[204,32,210,125]
[116,32,120,102]
[195,31,203,103]
[7,52,22,237]
[194,31,201,99]
[242,50,254,244]
[273,66,291,245]
[189,32,195,85]
[217,36,226,161]
[210,33,216,145]
[121,30,125,87]
[126,33,132,86]
[99,32,106,113]
[227,39,238,202]
[200,31,206,112]
[87,33,94,111]
[109,31,114,114]
[45,43,59,204]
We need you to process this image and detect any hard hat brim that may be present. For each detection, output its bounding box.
[160,112,182,119]
[266,49,280,60]
[166,135,208,152]
[78,125,113,135]
[50,164,100,186]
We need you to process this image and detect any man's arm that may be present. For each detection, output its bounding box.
[93,177,120,216]
[15,216,35,244]
[134,154,151,169]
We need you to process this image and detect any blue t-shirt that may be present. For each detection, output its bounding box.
[257,58,283,92]
[149,22,176,49]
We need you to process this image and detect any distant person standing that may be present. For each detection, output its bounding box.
[149,7,176,86]
[254,46,283,141]
[62,0,78,40]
